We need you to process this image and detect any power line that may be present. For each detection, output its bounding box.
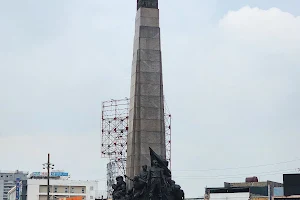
[96,158,300,181]
[96,168,297,181]
[174,169,296,180]
[172,158,300,172]
[174,168,295,178]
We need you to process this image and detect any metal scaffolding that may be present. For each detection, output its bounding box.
[101,98,129,198]
[106,158,126,198]
[165,112,172,169]
[101,98,129,160]
[101,98,171,198]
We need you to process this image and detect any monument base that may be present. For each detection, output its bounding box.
[112,148,184,200]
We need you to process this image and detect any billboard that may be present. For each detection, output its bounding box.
[30,172,69,177]
[16,178,20,200]
[284,174,300,196]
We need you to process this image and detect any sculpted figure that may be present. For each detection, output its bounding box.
[133,176,147,199]
[112,148,184,200]
[148,160,164,200]
[139,165,148,181]
[138,165,148,197]
[126,175,147,200]
[169,180,184,200]
[112,176,127,200]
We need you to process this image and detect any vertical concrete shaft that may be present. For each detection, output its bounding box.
[126,6,166,181]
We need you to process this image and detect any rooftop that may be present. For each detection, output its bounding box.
[0,170,29,174]
[224,180,283,188]
[206,187,250,194]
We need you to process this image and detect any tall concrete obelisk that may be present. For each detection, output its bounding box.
[126,0,166,180]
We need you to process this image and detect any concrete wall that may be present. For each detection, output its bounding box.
[225,181,283,188]
[223,181,283,198]
[8,185,16,200]
[0,179,4,200]
[210,192,250,200]
[227,182,269,187]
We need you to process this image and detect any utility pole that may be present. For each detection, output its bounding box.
[43,153,54,200]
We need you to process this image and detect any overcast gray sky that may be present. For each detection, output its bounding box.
[1,0,300,197]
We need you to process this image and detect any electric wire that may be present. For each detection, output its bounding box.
[172,158,300,172]
[96,158,300,181]
[96,167,297,181]
[173,168,296,179]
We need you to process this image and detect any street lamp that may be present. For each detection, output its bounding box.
[43,153,54,200]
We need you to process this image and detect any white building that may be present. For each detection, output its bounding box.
[0,170,28,200]
[8,179,98,200]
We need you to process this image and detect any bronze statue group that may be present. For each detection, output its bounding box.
[112,148,185,200]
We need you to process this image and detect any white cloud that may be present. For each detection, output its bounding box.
[166,6,300,196]
[219,6,300,51]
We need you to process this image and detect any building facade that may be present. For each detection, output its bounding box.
[0,170,28,200]
[8,179,98,200]
[223,180,283,197]
[206,180,283,200]
[273,196,300,200]
[0,179,4,200]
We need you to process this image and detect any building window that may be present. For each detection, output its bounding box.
[65,187,68,193]
[90,186,94,191]
[71,187,74,193]
[54,187,57,193]
[82,188,85,193]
